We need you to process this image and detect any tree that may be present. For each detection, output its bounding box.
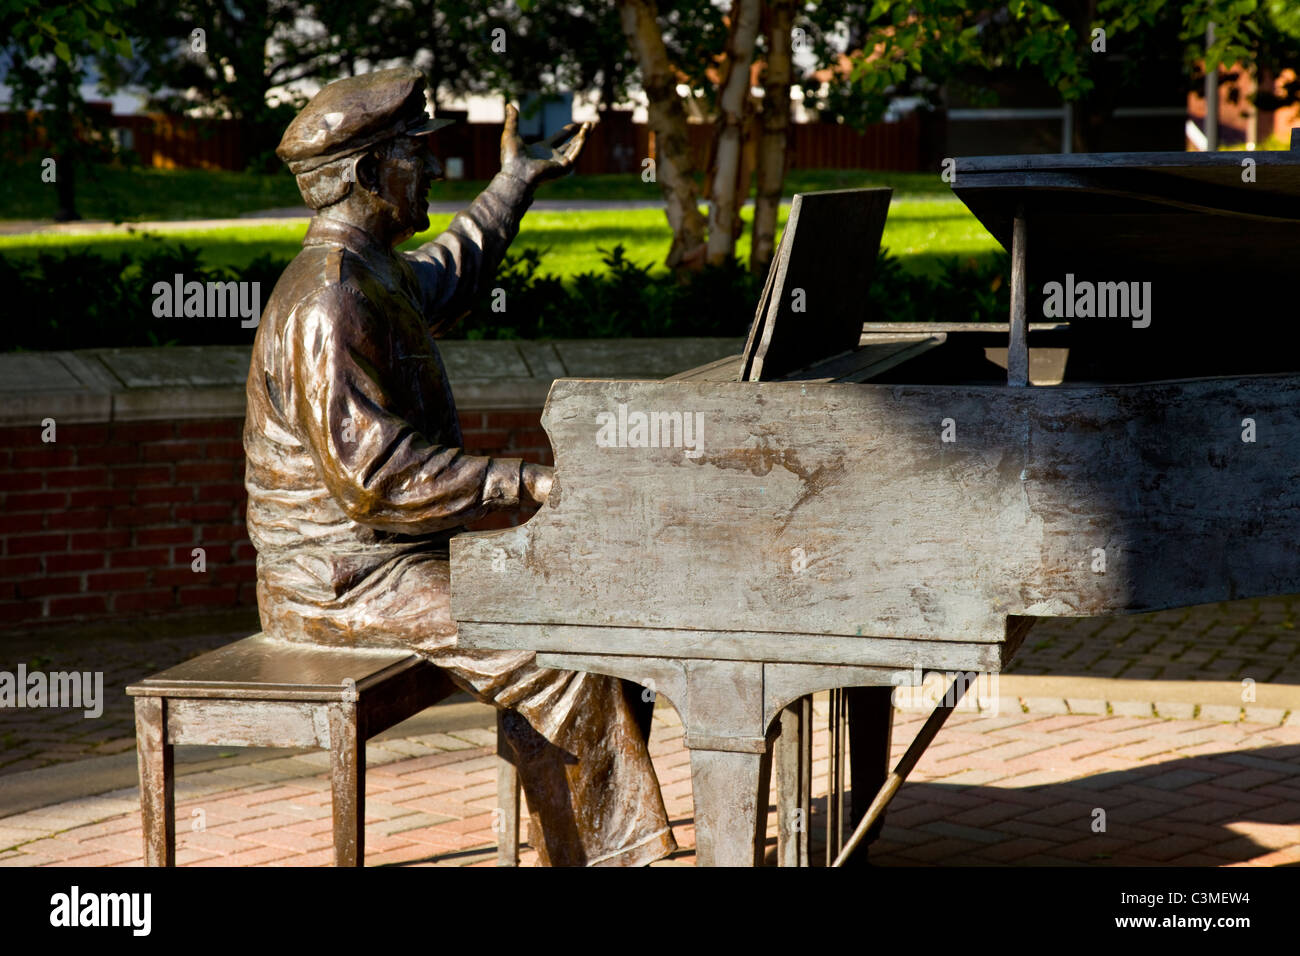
[619,0,807,275]
[617,0,896,277]
[101,0,370,168]
[1,0,136,220]
[705,0,759,266]
[618,0,710,271]
[105,0,639,169]
[751,0,794,276]
[809,2,1300,152]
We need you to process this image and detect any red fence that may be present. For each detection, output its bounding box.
[113,114,248,171]
[2,108,924,175]
[681,112,920,171]
[0,109,247,171]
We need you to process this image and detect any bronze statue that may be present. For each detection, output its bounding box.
[243,67,675,866]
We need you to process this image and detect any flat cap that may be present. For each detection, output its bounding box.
[277,67,455,174]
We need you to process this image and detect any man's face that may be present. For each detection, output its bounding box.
[373,135,444,245]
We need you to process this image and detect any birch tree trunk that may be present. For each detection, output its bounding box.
[618,0,708,271]
[706,0,762,266]
[751,0,795,277]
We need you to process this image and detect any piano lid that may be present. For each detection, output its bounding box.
[950,148,1300,280]
[740,187,892,382]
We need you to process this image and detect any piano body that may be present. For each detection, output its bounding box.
[450,146,1300,866]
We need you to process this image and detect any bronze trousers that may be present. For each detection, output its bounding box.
[438,649,675,866]
[256,551,676,866]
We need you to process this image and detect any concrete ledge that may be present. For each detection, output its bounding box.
[0,338,746,426]
[998,674,1300,714]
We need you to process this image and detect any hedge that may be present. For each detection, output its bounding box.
[1,241,1010,351]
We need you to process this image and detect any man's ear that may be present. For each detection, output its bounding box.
[354,150,382,192]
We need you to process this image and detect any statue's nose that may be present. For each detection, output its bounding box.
[425,153,444,181]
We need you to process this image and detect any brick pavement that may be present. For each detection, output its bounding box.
[1007,596,1300,684]
[1,610,257,774]
[3,697,1298,867]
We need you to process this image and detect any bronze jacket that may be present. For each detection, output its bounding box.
[244,173,533,647]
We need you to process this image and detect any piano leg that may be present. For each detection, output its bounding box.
[688,746,774,866]
[845,686,894,867]
[533,654,776,865]
[776,697,812,867]
[533,652,906,867]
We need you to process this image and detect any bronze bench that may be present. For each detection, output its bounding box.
[127,633,520,866]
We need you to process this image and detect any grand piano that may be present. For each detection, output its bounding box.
[450,142,1300,866]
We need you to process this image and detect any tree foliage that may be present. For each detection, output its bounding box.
[809,1,1300,130]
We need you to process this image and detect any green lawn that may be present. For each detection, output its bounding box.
[0,197,998,279]
[1,159,999,277]
[1,163,304,222]
[2,161,955,222]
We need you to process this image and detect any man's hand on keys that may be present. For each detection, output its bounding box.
[522,462,555,507]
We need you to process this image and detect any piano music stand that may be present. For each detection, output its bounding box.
[740,188,892,382]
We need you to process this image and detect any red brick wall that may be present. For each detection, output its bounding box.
[0,409,547,629]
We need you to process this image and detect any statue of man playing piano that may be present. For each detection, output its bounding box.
[243,68,676,865]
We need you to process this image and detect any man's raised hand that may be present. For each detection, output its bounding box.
[500,103,590,188]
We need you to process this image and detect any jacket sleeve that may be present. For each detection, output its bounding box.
[289,284,523,534]
[403,171,534,336]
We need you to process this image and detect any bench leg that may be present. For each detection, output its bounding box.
[496,709,521,866]
[134,696,174,866]
[328,702,364,867]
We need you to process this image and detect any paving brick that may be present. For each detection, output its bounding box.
[890,837,979,864]
[177,830,259,855]
[1239,845,1300,866]
[385,747,493,774]
[1199,704,1244,723]
[968,836,1058,863]
[1051,836,1133,862]
[1243,706,1288,725]
[190,844,297,867]
[926,768,1016,787]
[1018,802,1102,827]
[1210,769,1289,792]
[1021,697,1070,715]
[917,821,1006,845]
[279,848,336,867]
[446,728,497,748]
[208,813,301,837]
[1142,768,1216,791]
[46,849,136,867]
[1066,698,1108,715]
[236,826,332,853]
